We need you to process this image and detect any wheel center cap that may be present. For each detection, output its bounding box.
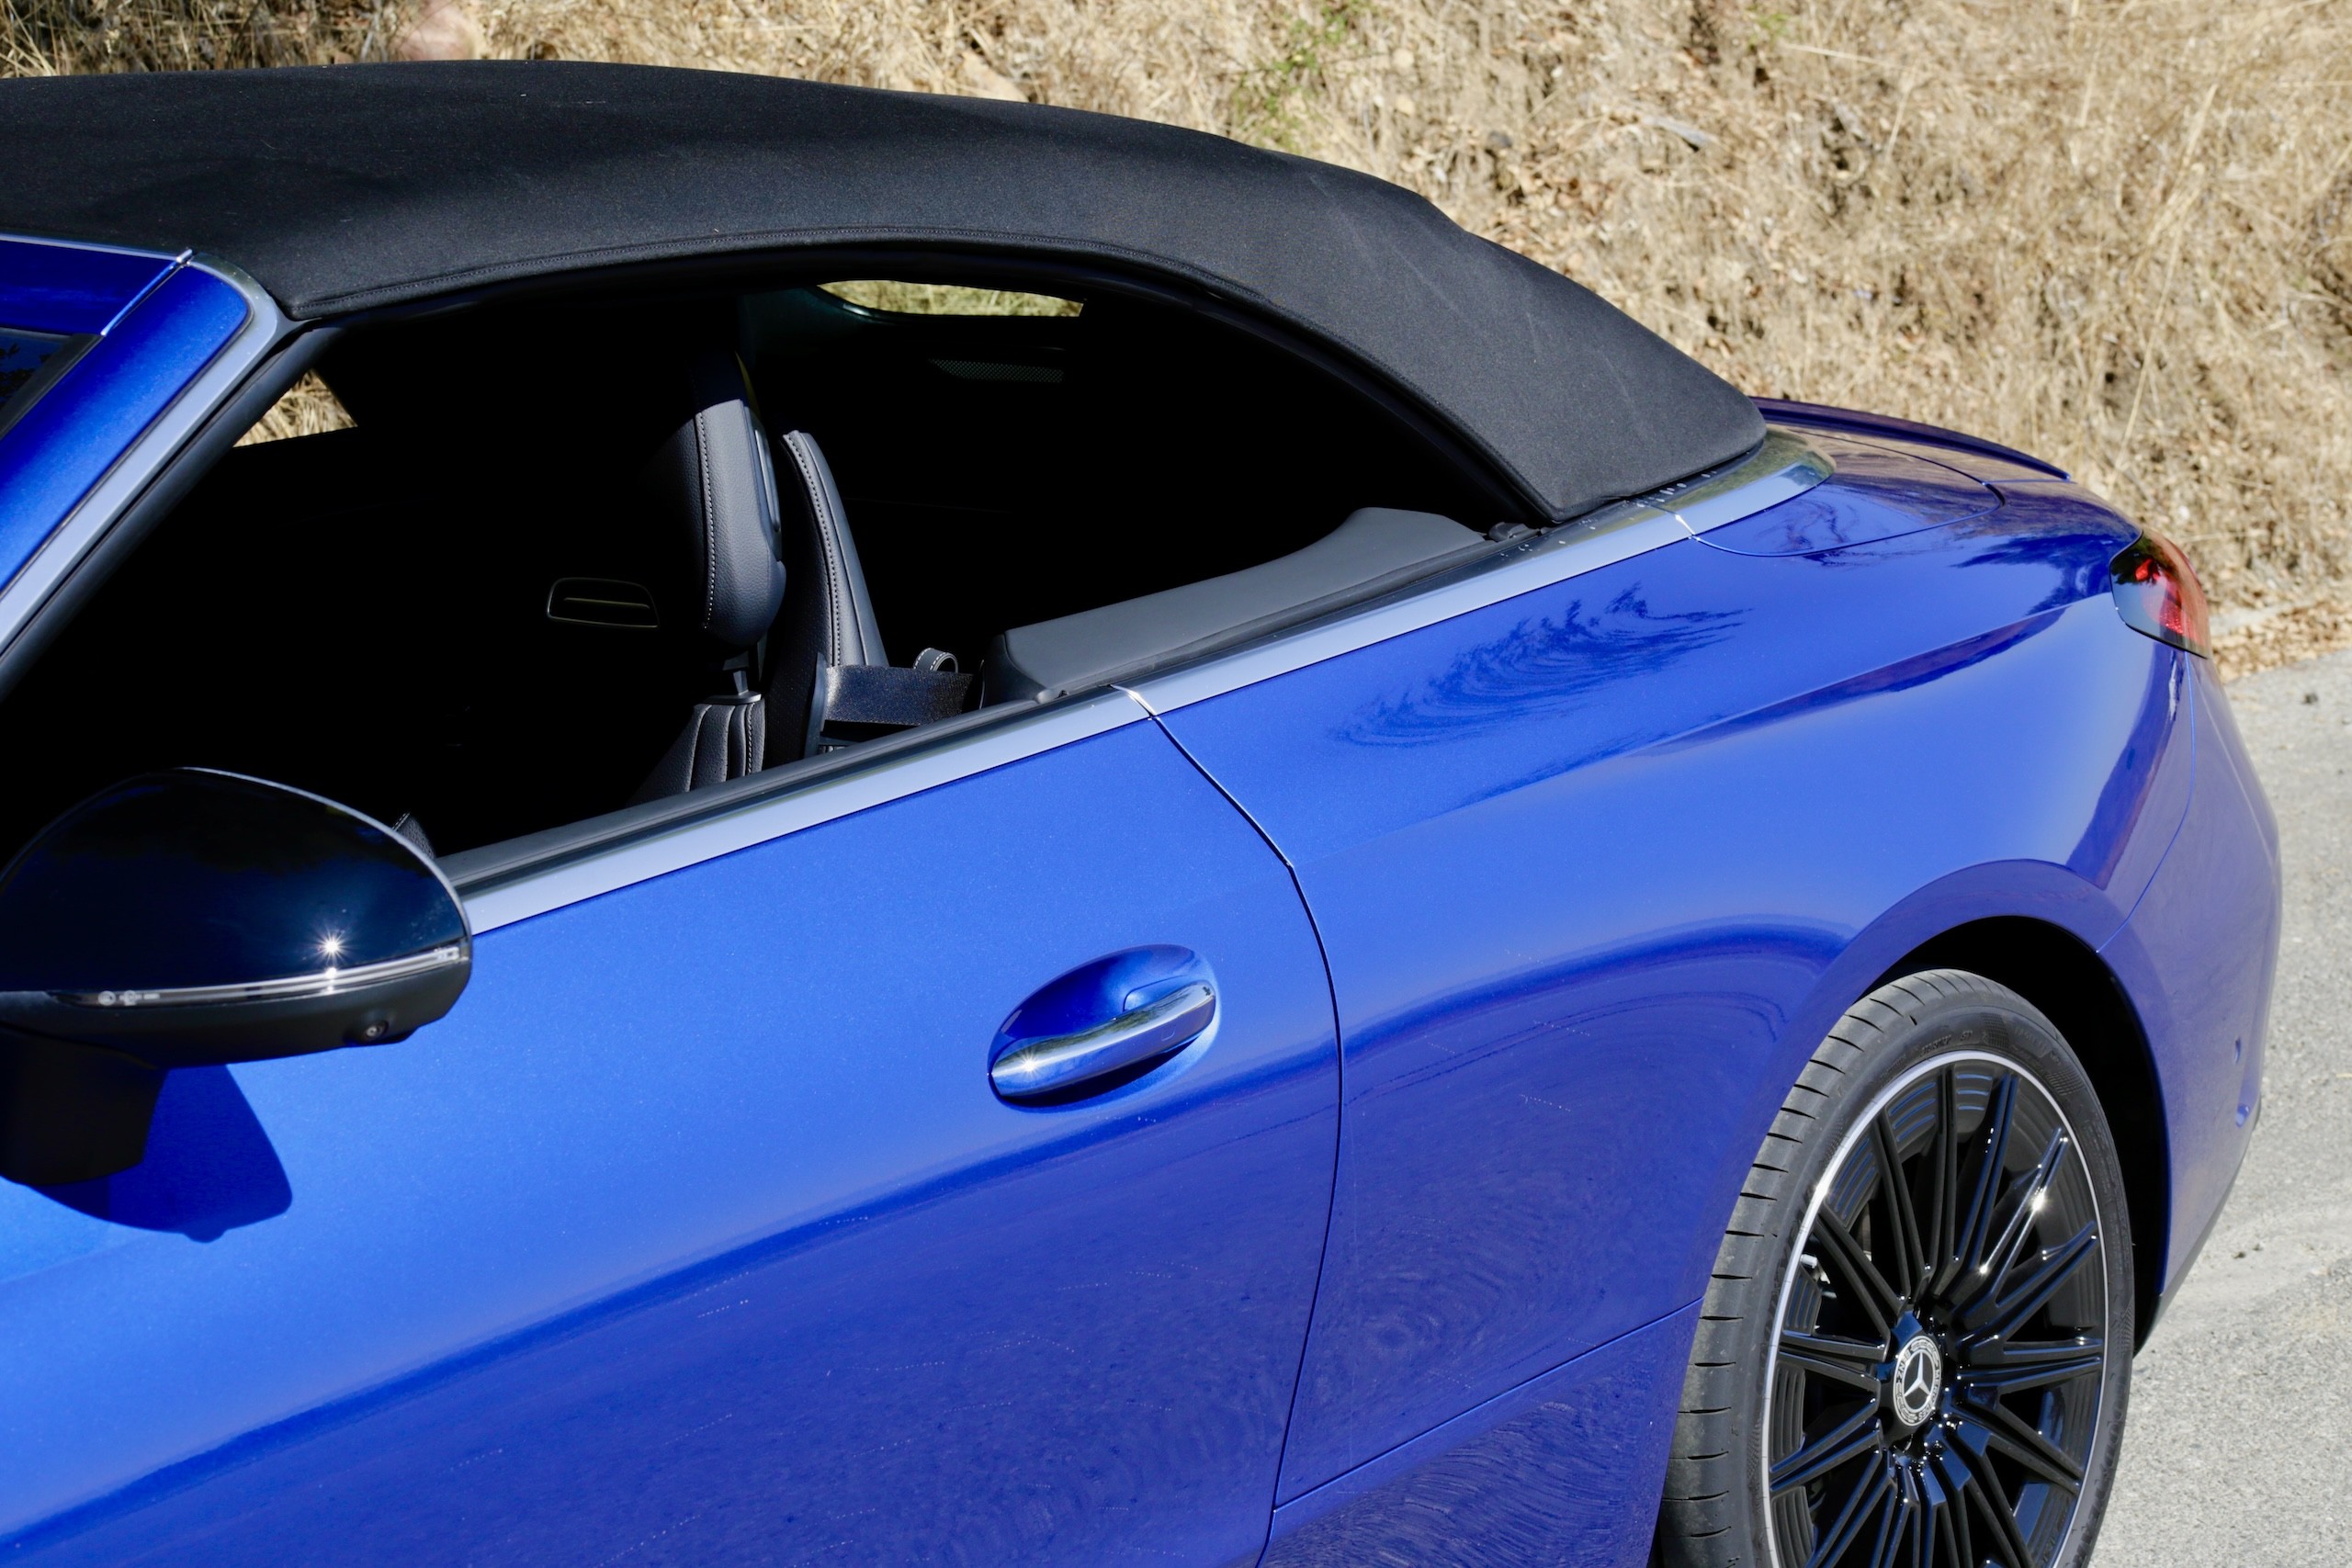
[1889,1334,1942,1428]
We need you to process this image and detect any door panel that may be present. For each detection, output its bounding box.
[1148,512,2188,1513]
[0,716,1337,1566]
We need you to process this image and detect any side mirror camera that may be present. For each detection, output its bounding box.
[0,770,471,1185]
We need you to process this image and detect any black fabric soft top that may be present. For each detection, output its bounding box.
[0,62,1761,521]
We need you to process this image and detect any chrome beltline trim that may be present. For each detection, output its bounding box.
[59,944,467,1010]
[1657,426,1832,535]
[1126,429,1830,716]
[463,689,1150,934]
[0,256,290,639]
[0,229,196,262]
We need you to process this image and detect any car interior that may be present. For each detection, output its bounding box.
[0,271,1508,863]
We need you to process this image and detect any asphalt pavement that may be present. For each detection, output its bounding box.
[2098,649,2352,1562]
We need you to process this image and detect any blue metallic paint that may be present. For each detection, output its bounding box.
[0,237,175,339]
[0,258,248,592]
[1696,427,1995,556]
[1262,1306,1698,1567]
[0,228,2279,1566]
[1147,446,2202,1513]
[1754,396,2070,481]
[0,720,1339,1566]
[2097,649,2278,1292]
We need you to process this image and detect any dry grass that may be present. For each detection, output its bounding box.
[13,0,2351,675]
[235,369,354,443]
[0,0,398,72]
[822,279,1082,316]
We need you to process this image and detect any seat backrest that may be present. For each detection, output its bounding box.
[764,428,888,756]
[628,352,791,802]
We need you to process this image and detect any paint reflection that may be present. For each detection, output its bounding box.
[1340,585,1741,746]
[1699,431,1996,556]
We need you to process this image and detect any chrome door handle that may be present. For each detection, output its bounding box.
[989,981,1216,1104]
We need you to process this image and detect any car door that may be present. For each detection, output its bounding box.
[0,697,1339,1567]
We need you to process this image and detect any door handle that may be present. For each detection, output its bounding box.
[989,981,1216,1104]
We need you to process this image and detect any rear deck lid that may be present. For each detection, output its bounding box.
[1692,424,2000,556]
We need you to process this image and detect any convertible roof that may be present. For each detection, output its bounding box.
[0,62,1762,520]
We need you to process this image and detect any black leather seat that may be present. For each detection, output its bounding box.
[631,351,790,801]
[635,368,969,798]
[764,429,972,756]
[765,429,888,757]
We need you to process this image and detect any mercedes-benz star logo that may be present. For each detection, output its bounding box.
[1890,1334,1942,1427]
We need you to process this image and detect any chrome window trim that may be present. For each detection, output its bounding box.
[1656,426,1833,534]
[463,689,1149,934]
[0,254,288,637]
[0,229,194,264]
[1126,427,1830,716]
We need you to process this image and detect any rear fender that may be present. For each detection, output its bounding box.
[2098,653,2279,1317]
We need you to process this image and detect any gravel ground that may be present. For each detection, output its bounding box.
[2098,649,2352,1563]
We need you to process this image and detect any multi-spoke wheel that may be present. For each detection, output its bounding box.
[1657,971,2133,1568]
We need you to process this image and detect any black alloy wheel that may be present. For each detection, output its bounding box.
[1657,971,2133,1568]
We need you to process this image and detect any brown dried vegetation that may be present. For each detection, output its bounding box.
[1,0,397,70]
[8,0,2349,674]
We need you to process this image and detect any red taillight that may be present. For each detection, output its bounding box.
[2109,531,2211,658]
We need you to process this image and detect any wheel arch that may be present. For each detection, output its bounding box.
[1872,916,2168,1348]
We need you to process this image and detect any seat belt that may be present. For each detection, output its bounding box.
[809,648,974,751]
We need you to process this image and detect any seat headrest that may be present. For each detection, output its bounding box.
[643,350,786,654]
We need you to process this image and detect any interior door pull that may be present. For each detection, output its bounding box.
[989,982,1216,1103]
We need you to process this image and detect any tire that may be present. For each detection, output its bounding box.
[1657,970,2134,1568]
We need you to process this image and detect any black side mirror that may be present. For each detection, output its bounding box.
[0,770,471,1185]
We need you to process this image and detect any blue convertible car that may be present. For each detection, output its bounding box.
[0,62,2277,1568]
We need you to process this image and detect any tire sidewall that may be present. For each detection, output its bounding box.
[1699,976,2137,1568]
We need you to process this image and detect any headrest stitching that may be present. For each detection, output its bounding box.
[695,408,718,637]
[784,431,846,668]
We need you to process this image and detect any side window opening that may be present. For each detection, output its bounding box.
[0,269,1498,866]
[741,280,1493,669]
[236,370,355,446]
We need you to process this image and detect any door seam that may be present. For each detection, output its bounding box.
[1132,701,1346,1562]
